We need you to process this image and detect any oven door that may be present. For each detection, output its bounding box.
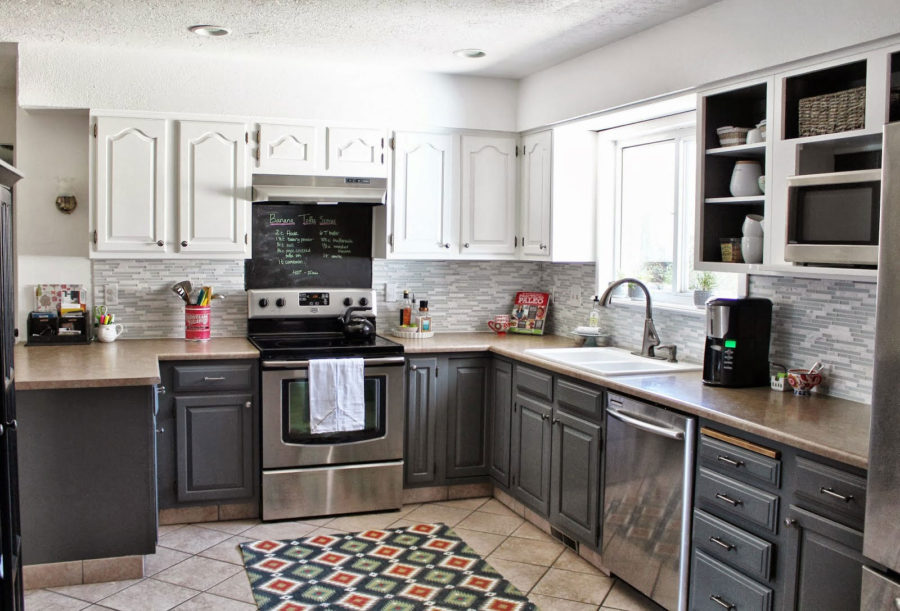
[261,356,405,469]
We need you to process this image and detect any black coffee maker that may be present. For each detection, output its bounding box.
[702,297,772,387]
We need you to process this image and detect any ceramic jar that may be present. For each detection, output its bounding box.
[730,160,763,197]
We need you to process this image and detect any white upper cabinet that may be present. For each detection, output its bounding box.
[460,134,517,256]
[519,131,552,258]
[327,127,388,177]
[92,116,168,254]
[390,131,458,257]
[255,123,319,174]
[177,120,250,256]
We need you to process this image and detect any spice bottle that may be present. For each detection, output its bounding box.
[400,290,412,326]
[417,300,432,333]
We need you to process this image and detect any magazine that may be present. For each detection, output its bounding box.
[510,291,550,335]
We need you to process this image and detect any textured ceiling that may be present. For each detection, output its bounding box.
[0,0,720,79]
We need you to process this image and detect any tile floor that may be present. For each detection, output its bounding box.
[25,497,663,610]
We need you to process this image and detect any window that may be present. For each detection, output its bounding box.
[598,113,740,306]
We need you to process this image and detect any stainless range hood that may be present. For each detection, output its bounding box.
[252,175,387,204]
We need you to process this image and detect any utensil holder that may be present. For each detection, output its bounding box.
[185,305,211,341]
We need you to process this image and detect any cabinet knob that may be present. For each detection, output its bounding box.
[156,385,166,395]
[410,364,418,371]
[181,241,188,247]
[540,243,548,250]
[551,418,559,425]
[156,240,164,247]
[244,401,252,409]
[464,243,470,248]
[156,427,165,434]
[443,243,450,249]
[784,518,797,528]
[541,413,549,421]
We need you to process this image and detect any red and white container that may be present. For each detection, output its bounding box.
[185,305,211,341]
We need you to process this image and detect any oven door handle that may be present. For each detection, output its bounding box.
[262,356,406,368]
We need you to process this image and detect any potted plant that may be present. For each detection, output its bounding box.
[691,271,717,308]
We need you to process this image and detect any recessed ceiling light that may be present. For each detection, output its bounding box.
[453,49,486,59]
[189,24,231,37]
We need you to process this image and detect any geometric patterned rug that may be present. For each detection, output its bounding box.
[240,522,539,610]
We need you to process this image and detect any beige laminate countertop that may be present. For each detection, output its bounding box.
[393,332,870,469]
[13,338,259,390]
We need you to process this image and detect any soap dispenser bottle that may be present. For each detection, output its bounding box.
[588,296,601,327]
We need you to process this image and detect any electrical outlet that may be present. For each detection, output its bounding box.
[571,286,583,306]
[384,283,397,303]
[104,283,119,306]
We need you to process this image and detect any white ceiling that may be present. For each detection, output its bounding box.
[0,0,720,80]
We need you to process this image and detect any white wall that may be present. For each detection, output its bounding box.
[14,109,91,334]
[17,43,519,132]
[518,0,900,129]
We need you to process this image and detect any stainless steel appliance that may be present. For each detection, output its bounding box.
[785,169,881,266]
[248,288,406,521]
[862,122,900,605]
[702,297,772,387]
[251,174,387,204]
[603,393,696,611]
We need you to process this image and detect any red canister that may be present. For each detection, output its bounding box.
[185,305,211,341]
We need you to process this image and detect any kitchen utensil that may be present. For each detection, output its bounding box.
[172,281,191,304]
[741,236,763,263]
[93,305,108,322]
[742,214,764,237]
[185,305,211,341]
[730,160,763,196]
[787,368,823,395]
[343,316,375,340]
[807,361,824,375]
[97,323,124,343]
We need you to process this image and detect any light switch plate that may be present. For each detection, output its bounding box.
[104,283,119,306]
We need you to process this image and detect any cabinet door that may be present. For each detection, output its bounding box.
[550,409,601,544]
[327,127,387,177]
[93,116,167,254]
[782,504,866,611]
[460,134,517,256]
[177,120,250,256]
[510,393,552,515]
[488,359,513,487]
[256,123,319,174]
[391,131,458,256]
[404,358,440,486]
[175,393,254,502]
[445,357,489,479]
[519,131,552,258]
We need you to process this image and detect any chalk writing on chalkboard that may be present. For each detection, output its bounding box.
[244,203,373,289]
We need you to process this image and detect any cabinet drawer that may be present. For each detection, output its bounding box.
[696,468,779,532]
[172,363,255,392]
[692,509,773,582]
[515,365,553,402]
[555,378,603,422]
[691,550,773,611]
[699,433,781,488]
[794,456,866,528]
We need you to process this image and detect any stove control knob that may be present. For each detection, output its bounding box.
[343,297,353,306]
[276,298,286,308]
[258,298,269,308]
[359,297,369,307]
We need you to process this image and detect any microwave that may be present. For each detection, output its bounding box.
[785,169,882,266]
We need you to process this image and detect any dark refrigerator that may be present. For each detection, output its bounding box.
[862,121,900,607]
[0,160,23,610]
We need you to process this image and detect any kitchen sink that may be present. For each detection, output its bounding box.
[524,347,702,376]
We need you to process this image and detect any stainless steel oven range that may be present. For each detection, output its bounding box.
[247,288,405,521]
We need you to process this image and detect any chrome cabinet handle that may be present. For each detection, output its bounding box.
[708,536,735,551]
[715,493,742,506]
[785,518,797,527]
[244,401,252,409]
[710,595,735,610]
[203,376,226,381]
[156,385,166,395]
[717,455,744,467]
[819,486,854,502]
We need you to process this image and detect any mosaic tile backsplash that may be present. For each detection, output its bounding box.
[93,258,876,402]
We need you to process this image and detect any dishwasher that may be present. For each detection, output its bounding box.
[602,392,696,611]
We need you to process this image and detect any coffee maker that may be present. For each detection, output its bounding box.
[703,297,772,387]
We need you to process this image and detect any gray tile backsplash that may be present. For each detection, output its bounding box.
[93,258,876,402]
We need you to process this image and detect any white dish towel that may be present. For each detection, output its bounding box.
[308,358,366,434]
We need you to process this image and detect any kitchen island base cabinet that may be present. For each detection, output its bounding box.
[403,355,490,488]
[17,386,157,565]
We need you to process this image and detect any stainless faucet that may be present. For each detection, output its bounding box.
[597,277,677,361]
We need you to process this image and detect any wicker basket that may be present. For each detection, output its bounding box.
[716,126,750,147]
[798,86,865,137]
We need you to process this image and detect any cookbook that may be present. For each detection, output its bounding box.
[510,291,550,335]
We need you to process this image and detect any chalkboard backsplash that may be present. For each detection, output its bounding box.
[245,202,373,289]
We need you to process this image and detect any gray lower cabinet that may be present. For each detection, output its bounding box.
[487,359,513,487]
[782,505,866,610]
[510,393,552,514]
[403,354,490,487]
[549,408,601,544]
[157,359,259,509]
